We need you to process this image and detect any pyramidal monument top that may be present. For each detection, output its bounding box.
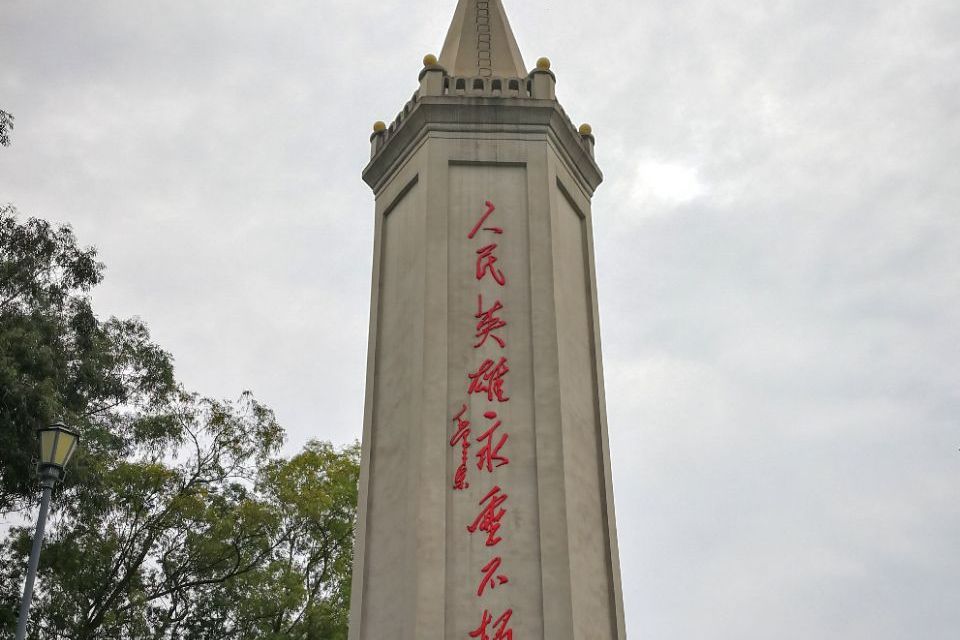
[365,0,601,195]
[438,0,527,78]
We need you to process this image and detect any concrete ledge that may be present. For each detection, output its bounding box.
[363,97,603,195]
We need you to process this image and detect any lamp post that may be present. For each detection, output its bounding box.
[14,422,79,640]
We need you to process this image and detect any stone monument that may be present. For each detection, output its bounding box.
[349,1,626,638]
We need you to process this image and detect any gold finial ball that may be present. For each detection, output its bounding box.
[373,121,386,133]
[423,53,438,66]
[579,123,593,136]
[536,57,551,70]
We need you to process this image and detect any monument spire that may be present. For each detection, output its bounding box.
[439,0,527,78]
[351,1,625,638]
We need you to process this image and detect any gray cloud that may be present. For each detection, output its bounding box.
[2,1,958,637]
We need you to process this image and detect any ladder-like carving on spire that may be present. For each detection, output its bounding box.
[439,0,527,79]
[477,1,492,77]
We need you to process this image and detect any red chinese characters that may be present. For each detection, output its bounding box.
[455,200,518,637]
[468,357,510,402]
[467,201,503,239]
[469,609,514,640]
[475,411,509,473]
[476,244,506,286]
[477,556,509,597]
[450,404,471,490]
[475,295,507,349]
[468,485,508,547]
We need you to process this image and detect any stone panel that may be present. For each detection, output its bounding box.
[553,186,618,638]
[445,163,544,639]
[361,182,424,639]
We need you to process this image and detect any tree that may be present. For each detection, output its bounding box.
[0,110,12,147]
[0,392,359,639]
[0,205,176,513]
[239,440,359,639]
[0,209,359,638]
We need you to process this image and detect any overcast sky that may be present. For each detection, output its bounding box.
[2,1,959,638]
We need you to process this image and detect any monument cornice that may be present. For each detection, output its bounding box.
[363,96,603,196]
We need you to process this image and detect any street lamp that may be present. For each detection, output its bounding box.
[14,422,80,640]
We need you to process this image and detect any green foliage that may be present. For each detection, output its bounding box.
[0,210,360,638]
[249,440,360,639]
[0,205,176,512]
[0,391,359,639]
